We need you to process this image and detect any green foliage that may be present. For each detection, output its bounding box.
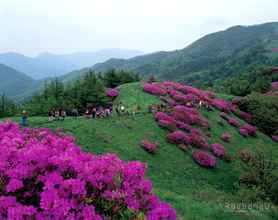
[0,94,17,117]
[214,67,272,96]
[24,70,140,115]
[238,93,278,135]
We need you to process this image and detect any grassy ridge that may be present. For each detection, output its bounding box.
[8,83,278,220]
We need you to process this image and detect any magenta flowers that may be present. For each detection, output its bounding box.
[240,124,257,136]
[221,132,232,142]
[192,150,217,168]
[166,131,188,144]
[211,143,226,157]
[143,83,167,96]
[106,88,119,98]
[140,140,157,154]
[0,121,176,219]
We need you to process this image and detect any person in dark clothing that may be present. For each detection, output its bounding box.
[92,107,97,119]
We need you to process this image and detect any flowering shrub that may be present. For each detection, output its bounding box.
[239,128,249,137]
[0,121,176,219]
[219,112,229,121]
[271,82,278,90]
[166,131,188,144]
[211,143,226,157]
[190,129,209,149]
[155,112,173,122]
[106,88,119,98]
[221,132,232,142]
[143,83,167,96]
[157,119,176,131]
[240,124,257,136]
[271,135,278,142]
[140,140,157,154]
[192,150,217,168]
[212,99,231,113]
[228,117,240,128]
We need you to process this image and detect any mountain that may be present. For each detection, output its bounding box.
[0,63,36,97]
[67,22,278,86]
[0,49,144,79]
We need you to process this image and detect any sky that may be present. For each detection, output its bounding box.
[0,0,278,56]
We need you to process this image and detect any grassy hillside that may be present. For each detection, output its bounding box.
[61,22,278,87]
[8,83,278,220]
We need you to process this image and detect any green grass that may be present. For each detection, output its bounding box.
[8,83,278,220]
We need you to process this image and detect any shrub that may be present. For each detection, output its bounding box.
[106,88,119,98]
[221,133,232,142]
[192,150,217,168]
[0,121,176,219]
[166,131,188,144]
[143,83,167,96]
[140,140,157,154]
[240,124,257,136]
[238,93,278,135]
[211,143,227,157]
[157,119,176,131]
[228,117,240,128]
[239,128,249,137]
[190,130,209,149]
[212,99,231,112]
[272,135,278,142]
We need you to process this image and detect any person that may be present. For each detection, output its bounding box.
[85,110,91,119]
[92,107,97,119]
[61,110,66,121]
[72,108,79,119]
[54,110,60,121]
[48,109,54,121]
[21,110,28,126]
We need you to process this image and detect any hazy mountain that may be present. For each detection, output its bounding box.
[0,49,144,79]
[68,22,278,86]
[0,63,36,97]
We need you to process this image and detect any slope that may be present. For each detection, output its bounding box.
[67,22,278,86]
[14,82,278,220]
[0,63,36,97]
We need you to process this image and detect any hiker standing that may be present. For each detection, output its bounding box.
[61,110,66,121]
[21,110,28,126]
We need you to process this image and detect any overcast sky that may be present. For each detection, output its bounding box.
[1,0,278,56]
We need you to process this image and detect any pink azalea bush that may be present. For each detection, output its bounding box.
[143,83,167,96]
[140,140,157,154]
[271,135,278,142]
[228,117,240,128]
[192,150,217,168]
[166,131,188,144]
[211,143,226,157]
[239,128,249,137]
[240,124,257,136]
[221,132,232,142]
[0,121,176,220]
[271,82,278,90]
[190,129,209,149]
[106,88,119,98]
[212,99,231,113]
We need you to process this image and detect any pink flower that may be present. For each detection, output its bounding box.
[140,140,157,154]
[239,128,249,137]
[166,131,188,144]
[192,150,217,168]
[271,135,278,142]
[228,118,240,128]
[143,83,167,96]
[106,88,119,98]
[211,143,226,157]
[221,133,232,142]
[240,124,257,136]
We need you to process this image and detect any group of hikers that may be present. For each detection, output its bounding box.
[19,102,143,127]
[48,109,67,121]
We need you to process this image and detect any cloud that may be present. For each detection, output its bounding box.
[0,0,278,55]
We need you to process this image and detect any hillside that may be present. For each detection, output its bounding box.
[62,22,278,86]
[0,49,143,79]
[11,82,278,220]
[0,63,36,97]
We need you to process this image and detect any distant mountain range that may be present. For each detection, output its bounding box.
[1,22,278,101]
[0,49,144,79]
